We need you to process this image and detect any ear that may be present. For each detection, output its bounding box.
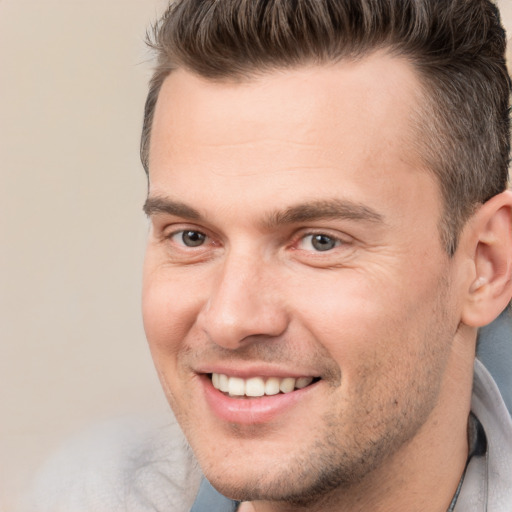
[461,190,512,327]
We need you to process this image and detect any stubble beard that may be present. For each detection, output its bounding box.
[205,396,440,509]
[200,308,455,507]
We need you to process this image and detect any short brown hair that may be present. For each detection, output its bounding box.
[141,0,511,254]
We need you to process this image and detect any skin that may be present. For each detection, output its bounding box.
[142,53,505,511]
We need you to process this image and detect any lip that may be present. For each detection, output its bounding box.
[200,373,320,425]
[196,363,317,380]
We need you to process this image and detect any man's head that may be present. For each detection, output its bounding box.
[141,0,510,255]
[141,1,512,510]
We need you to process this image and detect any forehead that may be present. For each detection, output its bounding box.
[148,53,433,215]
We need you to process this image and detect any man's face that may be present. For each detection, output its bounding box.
[143,54,465,503]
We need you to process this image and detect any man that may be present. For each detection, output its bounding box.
[25,1,512,511]
[140,0,512,511]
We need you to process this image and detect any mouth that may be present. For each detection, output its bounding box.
[201,371,322,424]
[209,373,321,398]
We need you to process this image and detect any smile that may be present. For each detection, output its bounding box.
[210,373,319,397]
[202,372,322,424]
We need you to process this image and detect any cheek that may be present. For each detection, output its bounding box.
[142,266,201,361]
[289,264,449,379]
[142,274,201,414]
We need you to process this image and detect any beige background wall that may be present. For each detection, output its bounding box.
[0,1,171,510]
[1,1,512,510]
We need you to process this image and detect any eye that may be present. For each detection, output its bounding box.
[299,233,341,252]
[172,230,207,247]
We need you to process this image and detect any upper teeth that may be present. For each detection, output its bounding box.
[211,373,314,397]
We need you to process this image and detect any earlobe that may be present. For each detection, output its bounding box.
[461,190,512,328]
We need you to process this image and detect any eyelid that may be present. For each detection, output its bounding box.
[160,222,206,237]
[159,225,221,264]
[286,230,357,268]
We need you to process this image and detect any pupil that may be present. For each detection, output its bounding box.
[312,234,335,251]
[183,231,205,247]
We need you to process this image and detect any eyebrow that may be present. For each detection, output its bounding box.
[143,196,385,226]
[262,199,385,228]
[143,196,202,220]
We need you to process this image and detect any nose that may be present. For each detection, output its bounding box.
[196,253,289,350]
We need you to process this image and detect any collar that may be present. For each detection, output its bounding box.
[453,359,512,511]
[447,413,487,512]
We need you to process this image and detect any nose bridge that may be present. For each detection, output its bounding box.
[198,246,287,348]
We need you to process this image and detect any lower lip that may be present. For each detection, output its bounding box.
[201,375,319,425]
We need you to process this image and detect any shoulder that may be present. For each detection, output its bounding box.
[23,413,202,512]
[467,360,512,511]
